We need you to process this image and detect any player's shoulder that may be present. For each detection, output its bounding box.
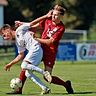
[16,24,27,31]
[56,21,65,30]
[16,24,29,34]
[46,17,52,22]
[59,21,65,27]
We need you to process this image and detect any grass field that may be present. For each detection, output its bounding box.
[0,55,96,96]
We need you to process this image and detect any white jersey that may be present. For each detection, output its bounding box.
[15,23,41,53]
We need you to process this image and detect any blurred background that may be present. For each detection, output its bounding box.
[0,0,96,61]
[1,1,96,95]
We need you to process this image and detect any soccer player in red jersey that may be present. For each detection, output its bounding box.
[6,3,74,94]
[30,4,74,94]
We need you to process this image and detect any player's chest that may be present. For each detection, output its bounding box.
[44,24,58,38]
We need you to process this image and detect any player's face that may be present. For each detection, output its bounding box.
[52,10,62,23]
[2,29,13,40]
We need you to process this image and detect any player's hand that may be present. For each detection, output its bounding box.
[15,21,23,28]
[46,10,53,18]
[4,64,12,71]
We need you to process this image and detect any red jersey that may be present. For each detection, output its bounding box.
[39,18,65,68]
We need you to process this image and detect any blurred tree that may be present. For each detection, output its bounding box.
[54,0,96,30]
[4,0,53,25]
[53,0,96,40]
[4,0,96,40]
[4,0,25,25]
[89,13,96,40]
[74,0,96,30]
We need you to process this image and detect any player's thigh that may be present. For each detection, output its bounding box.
[44,65,52,75]
[24,49,43,65]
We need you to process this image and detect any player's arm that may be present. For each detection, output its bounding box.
[34,27,64,45]
[15,10,52,28]
[4,52,24,71]
[35,37,54,45]
[30,10,52,28]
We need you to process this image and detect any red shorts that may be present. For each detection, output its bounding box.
[42,54,56,68]
[41,45,57,68]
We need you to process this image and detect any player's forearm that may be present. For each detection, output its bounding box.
[9,53,24,66]
[30,15,47,26]
[35,38,54,45]
[31,10,53,26]
[15,14,48,28]
[15,14,47,28]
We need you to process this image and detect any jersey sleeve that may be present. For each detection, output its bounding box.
[16,23,30,34]
[52,27,65,42]
[39,19,47,28]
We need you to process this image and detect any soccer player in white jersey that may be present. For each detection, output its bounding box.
[0,24,51,95]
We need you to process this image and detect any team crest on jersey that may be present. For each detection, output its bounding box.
[47,27,58,38]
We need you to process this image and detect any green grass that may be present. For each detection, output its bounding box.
[0,55,96,96]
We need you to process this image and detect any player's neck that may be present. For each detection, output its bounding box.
[52,20,61,25]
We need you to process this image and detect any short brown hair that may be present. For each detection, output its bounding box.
[53,1,66,15]
[0,24,11,34]
[1,24,11,30]
[54,5,66,15]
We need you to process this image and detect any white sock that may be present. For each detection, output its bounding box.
[21,62,45,75]
[25,70,47,90]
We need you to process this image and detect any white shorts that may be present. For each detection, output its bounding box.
[23,46,43,66]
